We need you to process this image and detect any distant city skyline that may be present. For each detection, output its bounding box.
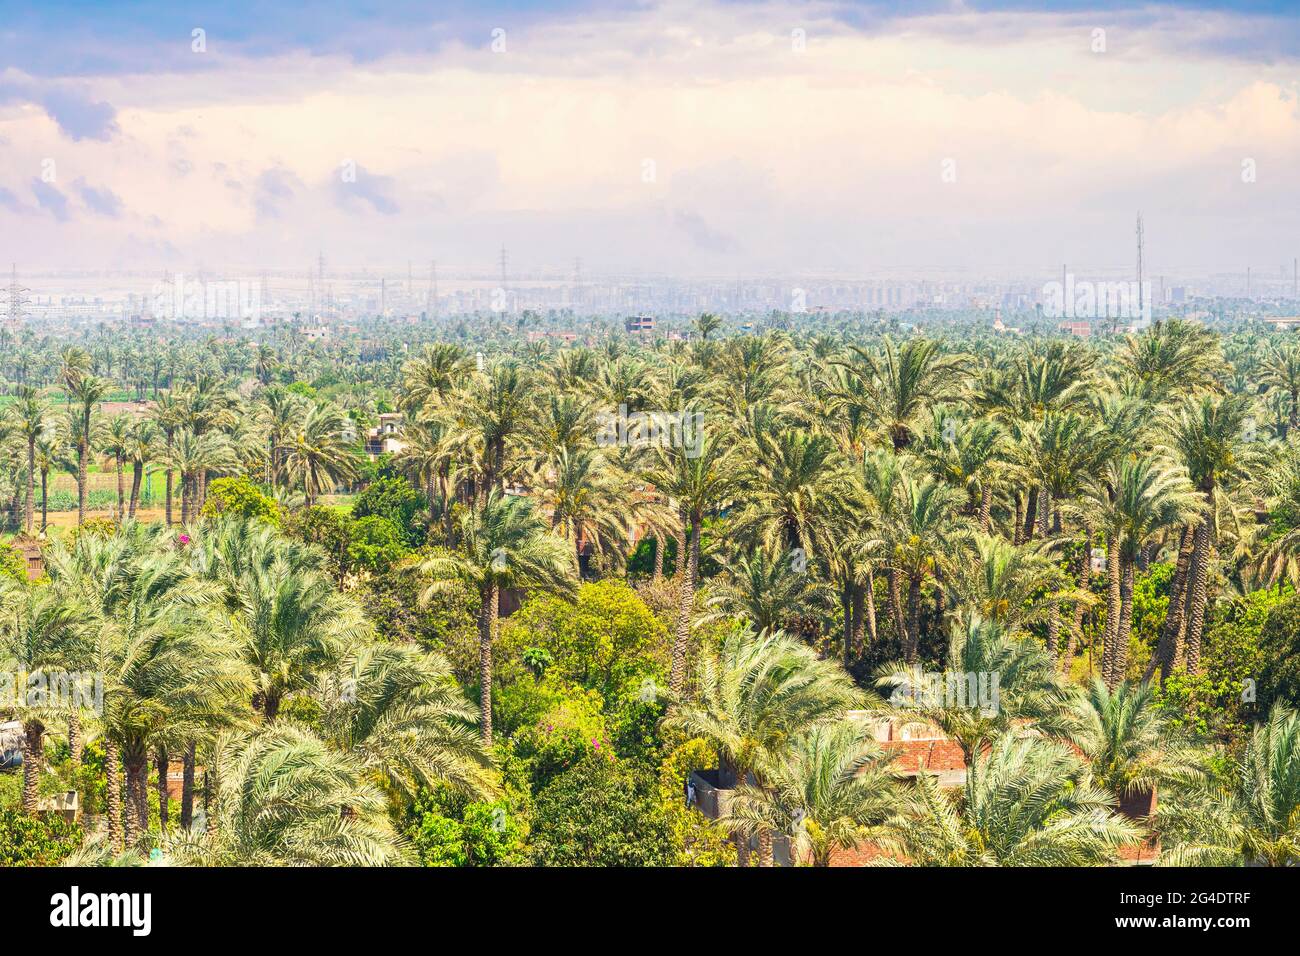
[2,1,1299,275]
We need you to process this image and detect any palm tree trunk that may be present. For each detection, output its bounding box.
[1013,493,1025,545]
[1062,524,1093,674]
[105,736,123,851]
[863,569,878,645]
[180,473,192,525]
[40,469,48,533]
[128,462,143,518]
[904,573,922,664]
[1146,524,1194,683]
[165,468,174,525]
[116,456,125,520]
[1183,511,1213,675]
[77,439,88,526]
[68,711,82,765]
[851,584,867,659]
[841,585,853,666]
[24,437,34,534]
[479,583,499,746]
[1023,486,1039,541]
[181,742,196,830]
[20,720,44,814]
[653,530,665,580]
[1110,556,1135,689]
[669,516,701,699]
[156,745,169,833]
[1101,533,1121,685]
[758,827,774,867]
[887,568,906,648]
[123,748,147,845]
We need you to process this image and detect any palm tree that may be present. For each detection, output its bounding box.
[164,428,239,523]
[833,337,970,451]
[395,410,457,535]
[45,526,250,849]
[643,433,741,697]
[173,725,410,866]
[1163,394,1256,674]
[733,425,842,555]
[399,343,467,416]
[9,385,47,535]
[317,643,495,800]
[880,734,1141,866]
[1162,705,1300,866]
[419,492,576,745]
[126,417,158,518]
[457,360,534,497]
[1066,679,1203,803]
[66,373,107,525]
[726,718,898,866]
[1076,458,1200,687]
[0,579,84,813]
[232,560,368,721]
[1261,341,1300,437]
[530,447,632,573]
[664,628,867,866]
[151,390,186,525]
[282,402,359,507]
[877,614,1067,770]
[33,430,68,535]
[101,414,133,521]
[883,475,971,662]
[704,545,827,636]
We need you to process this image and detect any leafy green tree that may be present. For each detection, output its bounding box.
[530,753,677,866]
[201,475,280,525]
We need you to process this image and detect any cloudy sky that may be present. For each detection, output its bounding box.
[1,1,1298,277]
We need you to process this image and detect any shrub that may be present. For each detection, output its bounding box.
[201,476,280,525]
[0,808,83,866]
[406,788,529,867]
[347,515,409,575]
[530,754,677,867]
[353,475,425,546]
[1259,591,1300,710]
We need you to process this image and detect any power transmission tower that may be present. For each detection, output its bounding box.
[5,264,31,325]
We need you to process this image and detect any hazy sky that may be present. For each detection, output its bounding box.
[1,1,1298,277]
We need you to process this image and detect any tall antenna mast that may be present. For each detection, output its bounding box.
[1133,212,1144,332]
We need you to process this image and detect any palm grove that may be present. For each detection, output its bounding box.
[2,315,1300,866]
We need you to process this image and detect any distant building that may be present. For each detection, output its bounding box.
[624,314,655,334]
[1059,320,1091,338]
[366,412,405,458]
[301,326,330,341]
